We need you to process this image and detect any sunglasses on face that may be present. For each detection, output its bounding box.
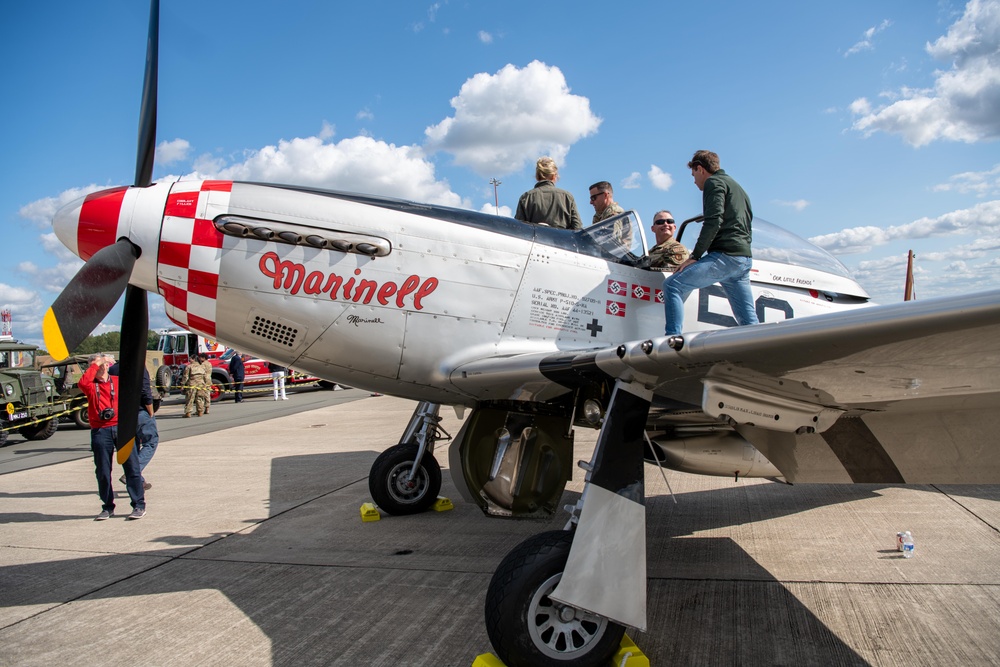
[653,219,675,226]
[589,192,608,202]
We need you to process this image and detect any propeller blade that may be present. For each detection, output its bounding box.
[43,239,139,360]
[116,285,148,463]
[134,0,159,187]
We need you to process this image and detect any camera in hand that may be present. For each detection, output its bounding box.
[99,408,115,421]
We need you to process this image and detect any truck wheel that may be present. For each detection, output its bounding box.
[210,373,229,402]
[20,418,58,441]
[72,403,90,429]
[0,429,8,447]
[155,365,173,397]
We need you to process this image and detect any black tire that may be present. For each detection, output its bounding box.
[368,443,442,515]
[72,403,90,429]
[20,418,59,441]
[0,429,9,447]
[485,530,625,667]
[155,365,173,397]
[209,373,229,403]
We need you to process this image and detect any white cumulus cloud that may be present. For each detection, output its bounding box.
[155,138,191,164]
[648,165,673,191]
[18,185,104,230]
[479,202,512,217]
[849,0,1000,146]
[809,199,1000,254]
[621,172,642,190]
[424,60,602,176]
[774,199,811,211]
[844,19,892,57]
[932,163,1000,196]
[202,133,466,208]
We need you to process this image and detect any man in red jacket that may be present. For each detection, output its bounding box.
[79,353,146,520]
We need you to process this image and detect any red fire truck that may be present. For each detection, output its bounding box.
[155,330,332,401]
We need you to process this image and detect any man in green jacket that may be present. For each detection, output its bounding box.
[514,157,583,230]
[663,150,758,336]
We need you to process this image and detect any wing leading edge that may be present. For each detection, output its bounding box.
[451,288,1000,484]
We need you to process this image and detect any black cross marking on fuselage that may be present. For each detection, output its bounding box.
[586,318,603,337]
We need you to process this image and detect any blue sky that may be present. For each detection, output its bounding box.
[3,0,999,348]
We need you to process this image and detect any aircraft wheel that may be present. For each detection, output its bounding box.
[20,418,58,441]
[485,530,625,667]
[368,443,441,515]
[72,403,90,429]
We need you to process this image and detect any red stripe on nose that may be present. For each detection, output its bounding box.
[78,187,128,260]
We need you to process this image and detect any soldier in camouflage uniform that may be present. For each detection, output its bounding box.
[645,210,689,272]
[197,354,214,414]
[183,356,209,417]
[589,181,631,246]
[588,181,624,224]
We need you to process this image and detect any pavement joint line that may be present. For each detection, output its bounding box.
[170,555,498,576]
[930,483,1000,535]
[645,574,1000,587]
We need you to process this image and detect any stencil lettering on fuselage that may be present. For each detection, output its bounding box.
[697,284,794,327]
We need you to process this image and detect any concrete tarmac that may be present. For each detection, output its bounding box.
[2,394,1000,666]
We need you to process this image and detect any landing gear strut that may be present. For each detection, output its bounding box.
[368,401,449,515]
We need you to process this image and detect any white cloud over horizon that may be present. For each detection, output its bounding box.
[204,133,468,208]
[809,199,1000,254]
[933,163,1000,196]
[849,0,1000,146]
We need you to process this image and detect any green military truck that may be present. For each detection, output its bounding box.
[0,338,68,446]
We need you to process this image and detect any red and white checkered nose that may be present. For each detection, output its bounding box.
[52,186,128,261]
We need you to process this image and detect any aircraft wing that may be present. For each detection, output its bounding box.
[451,288,1000,484]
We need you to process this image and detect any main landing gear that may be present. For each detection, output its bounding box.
[486,530,626,667]
[483,380,653,667]
[368,401,450,515]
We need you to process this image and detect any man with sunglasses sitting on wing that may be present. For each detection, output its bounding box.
[644,210,690,272]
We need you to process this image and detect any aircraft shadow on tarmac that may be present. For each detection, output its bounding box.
[0,451,895,665]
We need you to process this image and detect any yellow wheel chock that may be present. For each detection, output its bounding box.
[471,633,648,666]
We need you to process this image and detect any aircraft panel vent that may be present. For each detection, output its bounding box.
[250,316,299,348]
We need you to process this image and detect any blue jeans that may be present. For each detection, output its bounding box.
[91,426,144,512]
[136,410,159,478]
[663,252,758,336]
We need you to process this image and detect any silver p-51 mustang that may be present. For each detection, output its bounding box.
[44,2,1000,665]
